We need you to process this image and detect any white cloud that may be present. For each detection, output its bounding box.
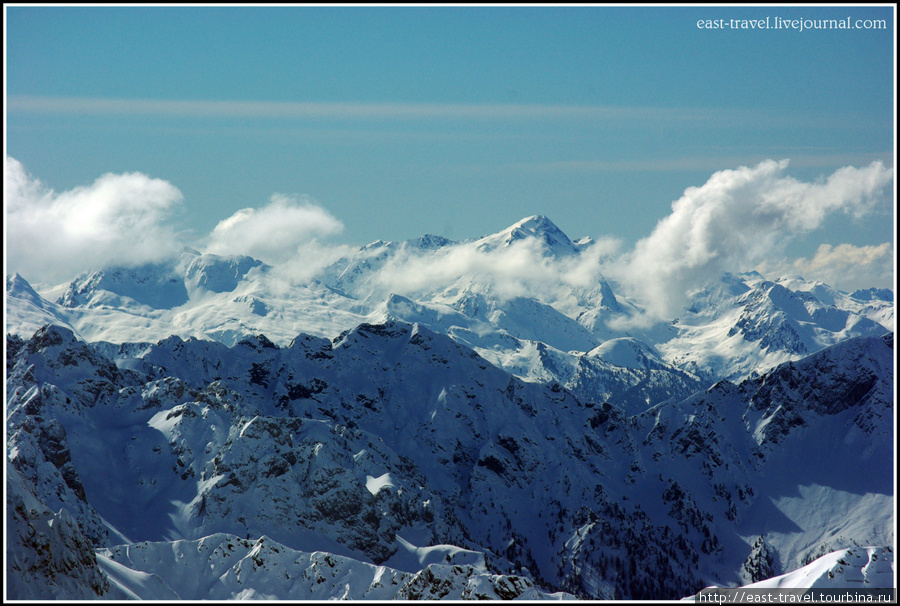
[371,238,556,300]
[757,242,894,293]
[5,157,185,284]
[341,232,622,316]
[6,156,892,318]
[801,242,892,272]
[4,158,345,286]
[607,159,894,321]
[204,194,344,264]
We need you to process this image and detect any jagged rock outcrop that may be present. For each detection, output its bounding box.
[5,322,893,600]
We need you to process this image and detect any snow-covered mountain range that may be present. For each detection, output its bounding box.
[6,216,893,408]
[5,216,895,600]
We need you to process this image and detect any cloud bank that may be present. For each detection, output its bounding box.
[362,235,621,307]
[5,157,185,284]
[606,159,894,321]
[5,157,893,319]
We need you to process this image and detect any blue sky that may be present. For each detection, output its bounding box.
[4,5,896,290]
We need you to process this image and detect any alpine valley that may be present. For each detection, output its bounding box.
[5,216,895,600]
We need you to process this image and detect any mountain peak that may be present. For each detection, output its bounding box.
[56,264,189,310]
[7,273,39,299]
[507,215,568,240]
[476,215,582,255]
[510,214,557,230]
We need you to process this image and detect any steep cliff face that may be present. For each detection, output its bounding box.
[6,463,127,600]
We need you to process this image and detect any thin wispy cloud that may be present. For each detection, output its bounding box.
[9,96,884,135]
[503,153,895,174]
[5,95,755,125]
[757,242,894,293]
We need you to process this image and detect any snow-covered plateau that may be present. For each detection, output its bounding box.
[5,216,895,600]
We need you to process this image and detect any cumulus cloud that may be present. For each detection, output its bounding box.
[5,157,185,284]
[204,194,344,264]
[606,159,894,321]
[4,158,346,286]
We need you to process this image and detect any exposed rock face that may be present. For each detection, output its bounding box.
[741,536,777,584]
[6,465,125,600]
[5,321,894,600]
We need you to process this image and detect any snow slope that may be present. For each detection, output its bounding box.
[742,546,894,590]
[4,215,894,600]
[96,534,572,600]
[5,320,893,600]
[8,219,890,384]
[686,545,894,599]
[7,217,890,421]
